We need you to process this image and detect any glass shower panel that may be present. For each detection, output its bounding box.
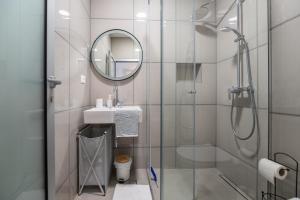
[161,0,269,199]
[0,0,46,199]
[161,0,197,199]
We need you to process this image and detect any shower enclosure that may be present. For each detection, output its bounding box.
[160,0,269,199]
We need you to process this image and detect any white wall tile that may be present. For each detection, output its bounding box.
[163,63,176,105]
[134,105,148,147]
[134,20,148,62]
[163,21,176,63]
[70,0,90,57]
[175,0,193,21]
[149,63,161,104]
[90,72,114,105]
[272,17,300,115]
[69,108,84,172]
[91,0,134,19]
[271,0,300,27]
[195,105,217,145]
[162,0,176,20]
[134,0,148,20]
[149,20,161,62]
[195,64,217,104]
[91,19,133,41]
[149,105,161,147]
[55,0,70,40]
[55,111,70,190]
[175,21,194,63]
[54,34,70,112]
[195,24,217,63]
[243,0,257,50]
[70,47,90,109]
[257,0,268,45]
[162,105,176,147]
[118,78,134,105]
[217,7,237,62]
[175,105,194,145]
[217,49,257,106]
[217,57,237,105]
[134,64,147,104]
[216,0,235,22]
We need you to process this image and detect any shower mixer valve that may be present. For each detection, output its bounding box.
[228,86,252,96]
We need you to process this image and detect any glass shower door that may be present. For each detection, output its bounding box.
[0,0,46,199]
[161,0,198,198]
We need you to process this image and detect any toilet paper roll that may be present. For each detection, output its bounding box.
[96,98,103,108]
[258,158,288,184]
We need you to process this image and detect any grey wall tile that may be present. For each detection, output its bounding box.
[217,105,264,168]
[258,45,268,109]
[271,0,300,27]
[216,148,257,199]
[272,16,300,115]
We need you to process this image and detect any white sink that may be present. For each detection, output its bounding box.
[84,106,143,124]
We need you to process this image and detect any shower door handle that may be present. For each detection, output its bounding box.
[47,76,62,89]
[188,90,196,94]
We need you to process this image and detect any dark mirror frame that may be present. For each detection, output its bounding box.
[90,29,143,81]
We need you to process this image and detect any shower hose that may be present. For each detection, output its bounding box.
[230,39,258,141]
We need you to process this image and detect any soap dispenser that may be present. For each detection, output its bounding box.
[107,94,113,108]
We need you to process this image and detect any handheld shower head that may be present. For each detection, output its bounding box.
[219,26,243,38]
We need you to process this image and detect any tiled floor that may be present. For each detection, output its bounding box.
[75,169,150,200]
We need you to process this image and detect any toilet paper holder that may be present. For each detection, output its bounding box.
[262,152,299,200]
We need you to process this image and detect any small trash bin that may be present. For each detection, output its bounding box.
[114,154,132,182]
[78,125,112,195]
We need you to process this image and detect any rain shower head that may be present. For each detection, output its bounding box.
[219,26,242,38]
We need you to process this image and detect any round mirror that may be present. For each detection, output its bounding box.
[90,29,143,81]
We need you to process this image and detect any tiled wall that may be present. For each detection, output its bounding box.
[270,0,300,198]
[215,0,268,198]
[90,0,161,170]
[54,0,91,199]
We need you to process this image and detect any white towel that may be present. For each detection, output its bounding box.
[114,110,139,137]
